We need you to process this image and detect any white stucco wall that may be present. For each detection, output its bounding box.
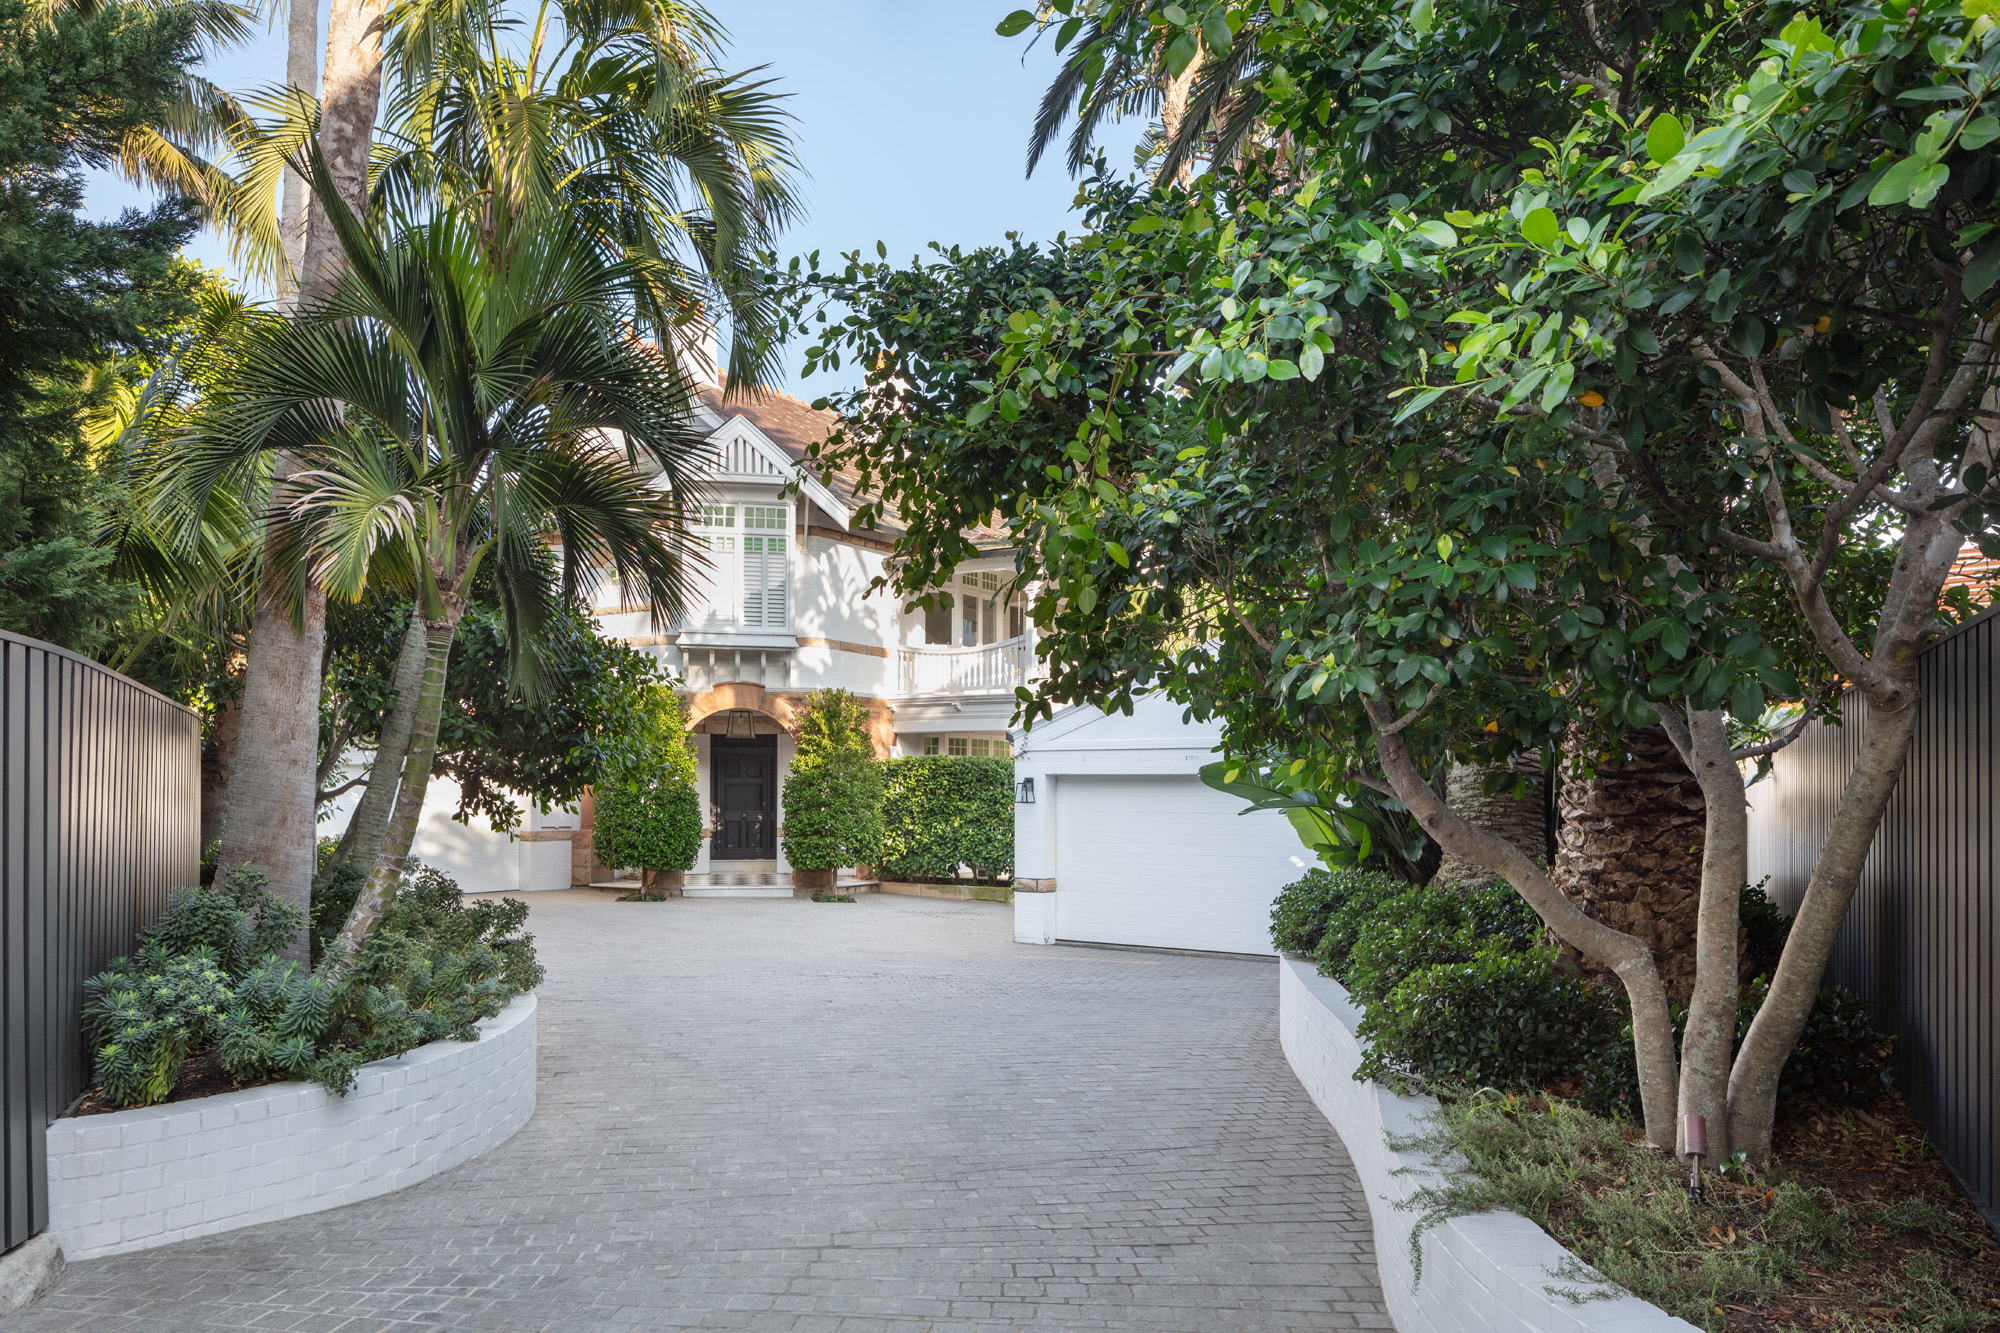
[46,994,537,1262]
[1279,961,1698,1333]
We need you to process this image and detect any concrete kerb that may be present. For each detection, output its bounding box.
[42,991,537,1262]
[1277,957,1701,1333]
[0,1235,63,1316]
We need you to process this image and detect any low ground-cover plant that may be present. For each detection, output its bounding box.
[84,864,542,1109]
[1401,1092,1995,1332]
[877,756,1013,883]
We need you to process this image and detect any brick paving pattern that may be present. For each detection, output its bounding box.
[13,891,1387,1331]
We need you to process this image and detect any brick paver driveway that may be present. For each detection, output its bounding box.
[15,891,1387,1332]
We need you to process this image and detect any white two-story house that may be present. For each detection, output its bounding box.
[397,371,1039,894]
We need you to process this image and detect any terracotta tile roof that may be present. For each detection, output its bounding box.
[696,382,1014,553]
[1944,542,1998,610]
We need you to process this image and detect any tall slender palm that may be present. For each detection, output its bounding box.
[170,149,709,945]
[1026,9,1274,188]
[372,0,802,381]
[213,0,793,928]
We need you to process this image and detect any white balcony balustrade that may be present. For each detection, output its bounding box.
[897,635,1035,696]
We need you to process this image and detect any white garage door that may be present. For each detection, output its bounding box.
[1053,774,1311,955]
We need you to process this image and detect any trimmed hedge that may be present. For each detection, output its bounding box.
[878,756,1013,883]
[1268,868,1897,1116]
[594,781,702,874]
[782,753,884,871]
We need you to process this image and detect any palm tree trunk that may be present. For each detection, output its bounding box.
[1430,759,1548,889]
[337,614,457,949]
[1550,725,1709,1004]
[318,606,427,885]
[275,0,319,308]
[220,0,385,954]
[298,0,388,303]
[212,561,325,961]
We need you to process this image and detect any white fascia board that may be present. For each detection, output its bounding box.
[710,414,851,529]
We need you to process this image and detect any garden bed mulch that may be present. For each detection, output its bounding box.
[1710,1094,1999,1330]
[68,1049,291,1117]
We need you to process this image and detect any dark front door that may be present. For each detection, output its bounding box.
[711,736,777,858]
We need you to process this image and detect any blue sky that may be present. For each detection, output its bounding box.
[84,0,1143,395]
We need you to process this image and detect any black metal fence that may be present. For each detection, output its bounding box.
[0,630,199,1252]
[1745,607,1999,1232]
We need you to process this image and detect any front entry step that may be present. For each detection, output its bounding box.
[589,873,880,899]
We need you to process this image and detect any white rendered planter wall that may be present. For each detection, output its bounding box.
[1278,959,1698,1333]
[45,992,537,1261]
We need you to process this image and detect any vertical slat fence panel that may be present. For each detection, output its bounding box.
[1745,607,2000,1232]
[0,631,199,1253]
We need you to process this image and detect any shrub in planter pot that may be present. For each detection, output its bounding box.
[878,756,1013,883]
[782,754,883,885]
[594,783,701,888]
[592,686,700,888]
[783,690,883,887]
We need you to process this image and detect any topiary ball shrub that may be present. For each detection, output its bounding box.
[594,780,702,875]
[1268,865,1409,955]
[1355,942,1626,1093]
[1340,881,1542,1005]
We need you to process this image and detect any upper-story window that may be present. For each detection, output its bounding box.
[921,570,1026,647]
[741,505,789,628]
[686,503,787,629]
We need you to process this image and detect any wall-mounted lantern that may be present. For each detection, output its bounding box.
[1016,776,1035,804]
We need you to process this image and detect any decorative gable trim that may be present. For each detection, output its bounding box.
[707,413,851,528]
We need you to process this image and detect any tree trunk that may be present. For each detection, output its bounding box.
[298,0,388,304]
[1726,698,1920,1162]
[337,615,457,949]
[317,606,427,887]
[1430,759,1548,889]
[275,0,319,308]
[212,571,325,960]
[1365,702,1680,1150]
[1551,725,1709,1004]
[1158,54,1201,189]
[1672,708,1748,1163]
[199,686,241,872]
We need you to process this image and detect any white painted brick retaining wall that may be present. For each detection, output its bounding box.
[46,992,536,1261]
[1279,959,1699,1333]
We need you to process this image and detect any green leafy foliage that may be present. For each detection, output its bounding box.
[1341,882,1543,1007]
[877,756,1014,883]
[85,863,541,1108]
[592,685,701,872]
[1356,943,1626,1092]
[0,0,203,654]
[782,755,884,871]
[1267,865,1418,956]
[1308,875,1418,980]
[324,598,678,832]
[1590,981,1897,1120]
[782,691,885,872]
[84,949,232,1107]
[595,783,701,873]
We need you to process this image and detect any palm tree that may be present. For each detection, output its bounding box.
[371,0,802,380]
[1025,8,1273,189]
[170,149,710,945]
[210,0,795,933]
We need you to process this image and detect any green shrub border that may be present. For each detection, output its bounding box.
[878,756,1014,884]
